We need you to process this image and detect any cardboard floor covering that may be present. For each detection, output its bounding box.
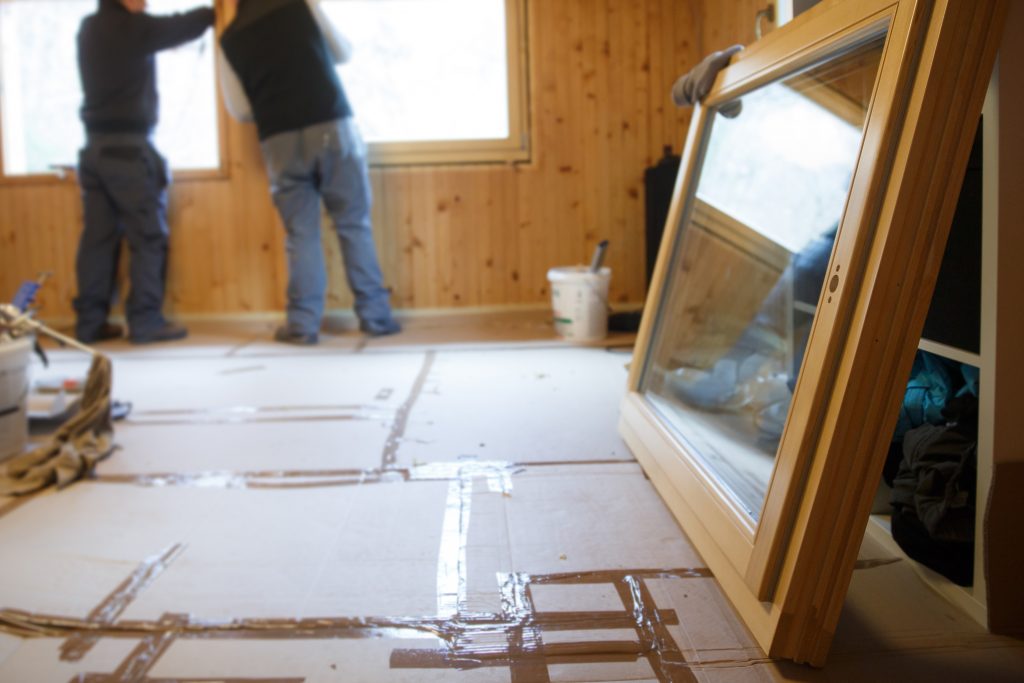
[0,315,1021,682]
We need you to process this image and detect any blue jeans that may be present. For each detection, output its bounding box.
[74,133,171,338]
[260,118,392,335]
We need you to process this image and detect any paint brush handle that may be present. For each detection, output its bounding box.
[589,240,610,272]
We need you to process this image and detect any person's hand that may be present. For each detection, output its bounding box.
[120,0,148,13]
[671,45,744,115]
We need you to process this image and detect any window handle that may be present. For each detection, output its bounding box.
[755,4,776,41]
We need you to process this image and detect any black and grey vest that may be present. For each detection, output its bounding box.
[221,0,353,140]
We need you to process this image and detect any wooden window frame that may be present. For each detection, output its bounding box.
[619,0,1005,666]
[353,0,531,167]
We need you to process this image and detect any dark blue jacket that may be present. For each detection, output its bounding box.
[221,0,353,141]
[78,0,214,134]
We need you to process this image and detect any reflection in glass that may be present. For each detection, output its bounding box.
[641,38,885,521]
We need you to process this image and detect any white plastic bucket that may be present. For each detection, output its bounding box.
[0,337,32,462]
[547,266,611,343]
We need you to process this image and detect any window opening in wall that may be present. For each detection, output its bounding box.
[0,0,219,177]
[322,0,529,165]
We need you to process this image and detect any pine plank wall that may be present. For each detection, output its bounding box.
[0,0,766,323]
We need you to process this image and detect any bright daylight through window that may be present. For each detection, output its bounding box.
[325,0,509,143]
[323,0,525,163]
[0,0,219,176]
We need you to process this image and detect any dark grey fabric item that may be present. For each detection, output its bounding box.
[671,45,744,117]
[891,423,976,543]
[0,355,114,496]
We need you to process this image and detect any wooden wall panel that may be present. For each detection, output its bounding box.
[0,0,700,322]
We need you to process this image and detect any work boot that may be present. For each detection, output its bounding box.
[359,316,401,337]
[130,322,188,345]
[274,325,319,346]
[76,322,124,344]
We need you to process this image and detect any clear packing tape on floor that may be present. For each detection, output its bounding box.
[0,304,115,496]
[0,348,777,681]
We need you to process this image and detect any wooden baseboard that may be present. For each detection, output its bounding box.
[37,302,648,329]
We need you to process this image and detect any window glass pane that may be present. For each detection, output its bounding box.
[323,0,510,143]
[640,37,885,521]
[0,1,90,175]
[697,85,863,254]
[151,0,219,171]
[0,0,218,175]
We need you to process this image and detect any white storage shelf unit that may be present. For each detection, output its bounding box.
[866,32,1024,635]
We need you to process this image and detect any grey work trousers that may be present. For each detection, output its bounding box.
[74,133,171,338]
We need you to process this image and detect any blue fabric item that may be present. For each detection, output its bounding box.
[260,118,393,335]
[11,281,41,312]
[74,133,170,339]
[893,351,955,441]
[957,364,979,398]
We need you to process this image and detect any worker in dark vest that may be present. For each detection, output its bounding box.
[219,0,400,345]
[75,0,214,344]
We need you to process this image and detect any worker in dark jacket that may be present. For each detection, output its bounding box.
[219,0,400,345]
[75,0,214,344]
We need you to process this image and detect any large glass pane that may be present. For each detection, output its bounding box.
[151,0,220,171]
[640,37,885,521]
[324,0,510,143]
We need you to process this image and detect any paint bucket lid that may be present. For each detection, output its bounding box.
[546,266,611,282]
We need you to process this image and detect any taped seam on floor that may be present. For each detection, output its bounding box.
[8,345,721,680]
[61,543,185,662]
[437,475,472,618]
[123,404,394,427]
[2,568,716,682]
[381,351,436,469]
[40,337,631,366]
[391,568,715,682]
[88,460,636,491]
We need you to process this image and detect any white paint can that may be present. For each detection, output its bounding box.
[547,266,611,343]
